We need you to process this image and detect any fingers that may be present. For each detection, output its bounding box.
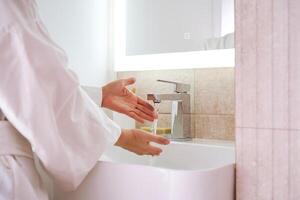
[123,77,136,86]
[136,144,162,156]
[128,111,145,123]
[137,96,154,111]
[136,104,156,118]
[134,108,155,122]
[127,103,156,122]
[131,129,170,156]
[145,133,170,145]
[146,146,162,156]
[137,96,158,119]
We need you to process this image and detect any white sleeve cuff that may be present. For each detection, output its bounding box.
[82,86,102,107]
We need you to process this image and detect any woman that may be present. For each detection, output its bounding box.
[0,0,169,199]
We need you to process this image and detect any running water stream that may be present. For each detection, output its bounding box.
[151,103,160,135]
[150,102,160,166]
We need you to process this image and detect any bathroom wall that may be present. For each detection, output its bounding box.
[235,0,300,199]
[37,0,113,86]
[117,68,235,140]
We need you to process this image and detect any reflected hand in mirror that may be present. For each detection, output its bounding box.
[101,77,157,123]
[115,129,170,156]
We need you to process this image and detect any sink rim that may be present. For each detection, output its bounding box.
[97,159,235,173]
[99,139,236,172]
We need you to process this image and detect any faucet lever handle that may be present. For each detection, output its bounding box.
[157,79,190,93]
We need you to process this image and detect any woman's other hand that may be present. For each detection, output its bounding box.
[101,78,157,123]
[115,129,170,156]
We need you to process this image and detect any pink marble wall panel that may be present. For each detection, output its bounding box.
[257,129,272,200]
[290,131,300,200]
[289,1,300,130]
[236,128,257,200]
[256,0,273,129]
[234,0,242,128]
[272,0,289,129]
[273,130,289,200]
[235,128,243,200]
[236,0,299,198]
[239,0,257,128]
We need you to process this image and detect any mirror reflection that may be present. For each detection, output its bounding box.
[126,0,234,56]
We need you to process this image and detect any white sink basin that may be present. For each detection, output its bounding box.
[54,139,235,200]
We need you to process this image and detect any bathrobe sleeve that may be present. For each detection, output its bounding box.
[0,26,121,190]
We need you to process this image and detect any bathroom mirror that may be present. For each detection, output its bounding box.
[113,0,235,71]
[126,0,234,55]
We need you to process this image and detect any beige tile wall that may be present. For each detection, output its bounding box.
[117,68,235,140]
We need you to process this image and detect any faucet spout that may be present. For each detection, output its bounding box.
[147,93,185,102]
[146,94,161,103]
[146,80,192,141]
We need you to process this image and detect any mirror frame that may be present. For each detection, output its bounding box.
[112,0,235,72]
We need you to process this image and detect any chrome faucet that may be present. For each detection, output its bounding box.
[147,80,191,141]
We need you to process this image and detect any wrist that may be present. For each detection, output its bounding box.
[101,85,108,107]
[115,129,129,147]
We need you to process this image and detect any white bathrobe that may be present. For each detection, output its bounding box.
[0,0,121,199]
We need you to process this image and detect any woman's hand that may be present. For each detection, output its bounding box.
[101,78,157,123]
[115,129,170,156]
